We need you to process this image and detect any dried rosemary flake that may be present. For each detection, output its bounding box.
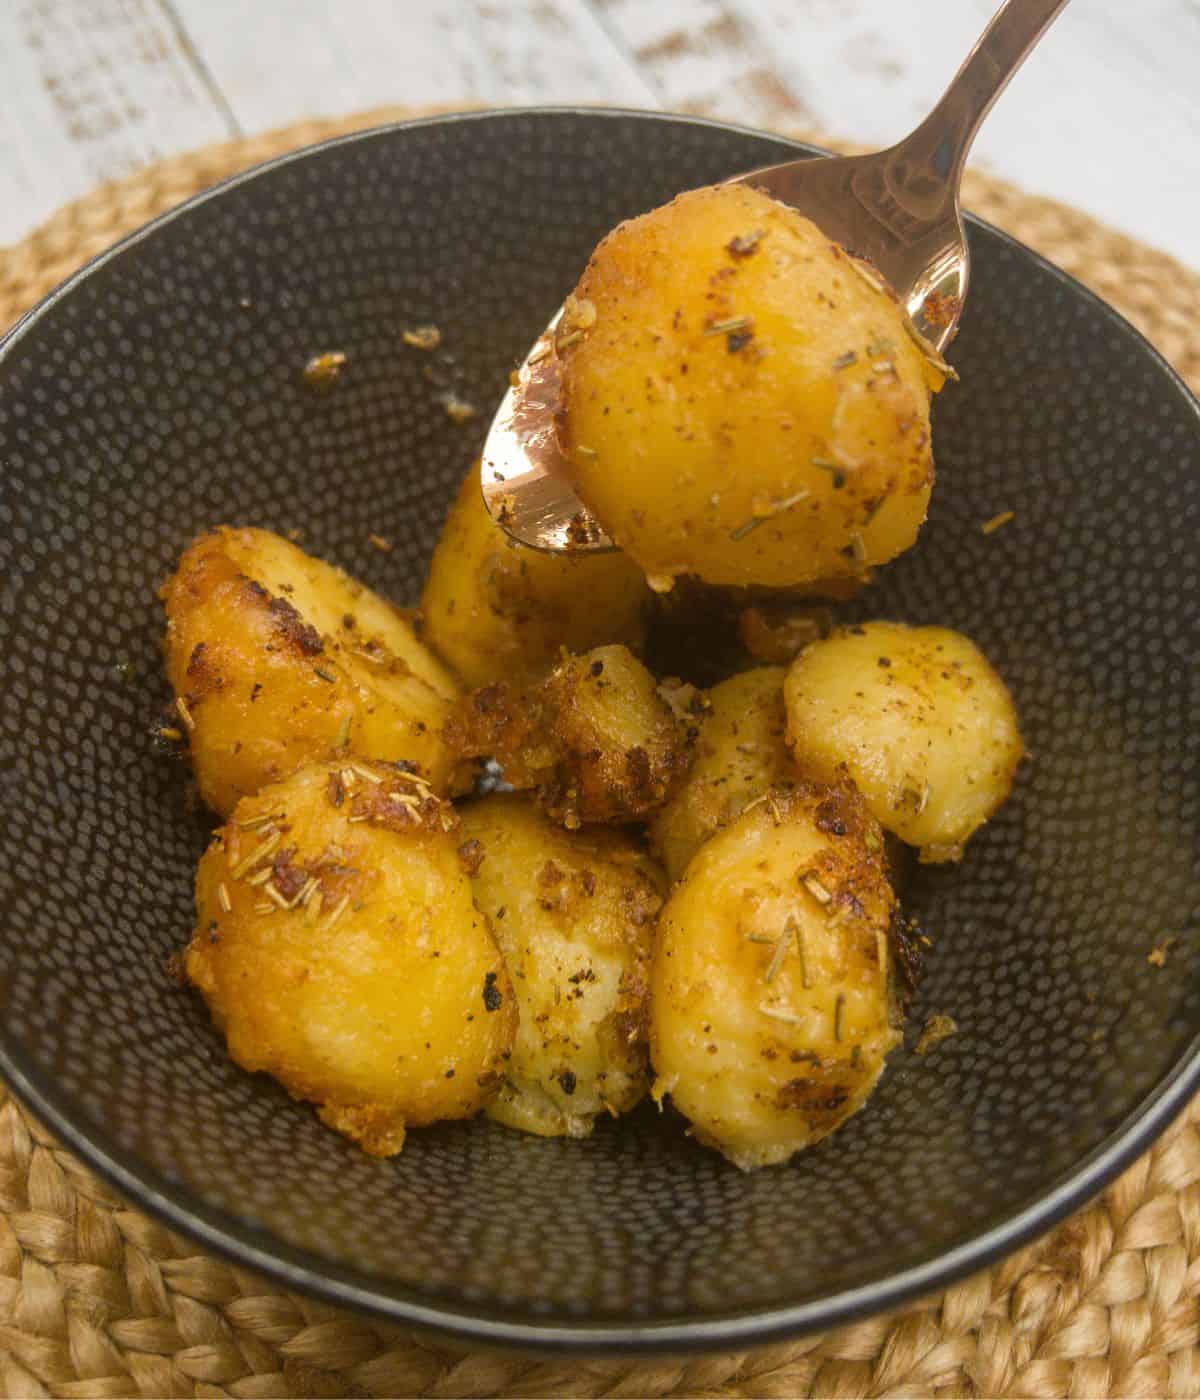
[368,533,393,553]
[812,457,848,489]
[901,315,960,381]
[729,488,811,541]
[832,350,858,370]
[730,515,766,542]
[322,894,351,929]
[555,329,584,351]
[527,341,552,366]
[246,867,272,887]
[333,713,353,750]
[253,902,275,915]
[764,929,791,984]
[759,1004,803,1026]
[743,932,774,945]
[850,1044,863,1070]
[848,258,888,297]
[917,782,931,815]
[354,646,387,665]
[348,763,383,784]
[704,315,753,336]
[790,917,811,988]
[402,325,441,351]
[313,667,337,684]
[217,882,232,913]
[174,696,196,732]
[800,871,833,905]
[237,812,279,831]
[263,882,291,911]
[981,510,1015,536]
[159,726,184,743]
[834,993,845,1042]
[230,829,283,879]
[849,532,868,564]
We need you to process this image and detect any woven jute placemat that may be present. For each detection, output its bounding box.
[1,108,1198,1400]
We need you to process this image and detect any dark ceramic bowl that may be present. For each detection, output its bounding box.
[1,110,1198,1354]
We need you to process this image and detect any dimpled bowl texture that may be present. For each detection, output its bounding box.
[0,110,1198,1354]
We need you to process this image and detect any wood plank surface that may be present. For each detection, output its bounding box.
[169,0,656,134]
[0,0,235,246]
[0,0,1197,270]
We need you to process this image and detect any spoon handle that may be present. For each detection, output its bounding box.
[891,0,1071,203]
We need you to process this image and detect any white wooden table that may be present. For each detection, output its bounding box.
[1,0,1197,271]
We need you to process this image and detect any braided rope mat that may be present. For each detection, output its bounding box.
[1,108,1199,1399]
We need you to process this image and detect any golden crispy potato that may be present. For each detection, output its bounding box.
[447,644,696,827]
[162,527,469,816]
[650,781,899,1170]
[185,760,516,1156]
[556,182,947,590]
[649,666,800,882]
[784,622,1024,860]
[458,794,664,1137]
[420,460,650,687]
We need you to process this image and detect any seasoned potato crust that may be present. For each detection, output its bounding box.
[420,459,650,687]
[459,794,664,1137]
[649,666,799,882]
[556,182,945,589]
[185,760,516,1156]
[447,644,696,827]
[162,527,468,815]
[783,622,1024,860]
[650,780,899,1170]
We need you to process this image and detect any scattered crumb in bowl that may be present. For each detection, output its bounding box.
[915,1014,960,1055]
[303,350,347,391]
[403,324,442,350]
[1148,938,1176,967]
[442,393,476,423]
[981,510,1015,535]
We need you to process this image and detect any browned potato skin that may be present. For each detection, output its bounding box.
[420,460,650,688]
[459,794,664,1137]
[783,622,1025,860]
[185,760,516,1157]
[162,527,469,816]
[557,183,945,589]
[649,666,800,882]
[447,644,695,827]
[650,781,898,1170]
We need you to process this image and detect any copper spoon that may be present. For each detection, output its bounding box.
[481,0,1070,554]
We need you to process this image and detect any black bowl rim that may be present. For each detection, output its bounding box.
[2,105,1199,1356]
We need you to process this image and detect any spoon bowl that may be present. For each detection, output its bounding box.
[481,0,1070,553]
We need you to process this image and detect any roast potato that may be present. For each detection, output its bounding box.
[555,182,947,590]
[162,527,469,815]
[185,760,516,1156]
[650,780,899,1170]
[649,666,799,882]
[783,621,1024,860]
[447,644,696,827]
[420,459,650,687]
[458,794,664,1137]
